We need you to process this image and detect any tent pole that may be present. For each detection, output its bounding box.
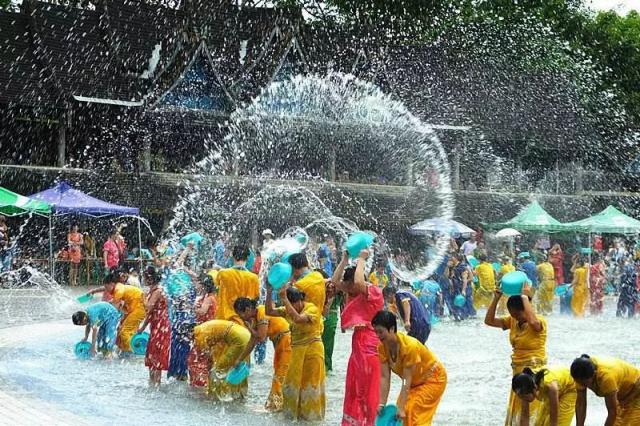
[137,217,143,285]
[49,215,54,279]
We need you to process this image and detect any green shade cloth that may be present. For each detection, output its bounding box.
[0,186,51,217]
[562,206,640,234]
[485,200,564,232]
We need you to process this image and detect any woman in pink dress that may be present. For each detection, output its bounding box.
[549,243,565,284]
[139,266,171,386]
[67,224,83,286]
[187,274,217,387]
[589,256,606,315]
[333,249,384,426]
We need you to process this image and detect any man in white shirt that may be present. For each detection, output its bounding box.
[460,233,478,256]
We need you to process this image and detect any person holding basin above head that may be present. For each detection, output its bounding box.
[571,354,640,426]
[265,285,326,421]
[511,366,577,426]
[485,283,548,426]
[372,310,447,426]
[289,252,326,316]
[72,301,122,358]
[332,248,384,426]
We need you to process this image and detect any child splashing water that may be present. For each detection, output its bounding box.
[72,302,122,358]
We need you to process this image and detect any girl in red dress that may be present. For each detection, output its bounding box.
[139,266,171,386]
[188,273,218,387]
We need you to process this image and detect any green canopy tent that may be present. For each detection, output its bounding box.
[0,186,53,274]
[484,200,564,233]
[562,206,640,235]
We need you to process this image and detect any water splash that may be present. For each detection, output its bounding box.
[171,73,455,282]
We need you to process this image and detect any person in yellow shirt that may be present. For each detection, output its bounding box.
[215,246,260,323]
[512,366,577,426]
[191,319,251,401]
[536,255,556,315]
[266,285,326,421]
[373,310,447,426]
[234,297,292,411]
[500,257,516,279]
[485,285,548,426]
[570,258,589,317]
[105,277,145,353]
[369,264,389,288]
[289,252,326,314]
[571,354,640,426]
[473,254,496,310]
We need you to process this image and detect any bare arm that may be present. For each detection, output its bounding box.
[195,296,212,317]
[83,323,91,341]
[280,287,311,324]
[352,250,370,295]
[575,388,587,426]
[332,251,349,290]
[521,292,542,332]
[484,289,507,329]
[401,299,411,331]
[519,400,530,426]
[547,383,559,426]
[264,286,284,318]
[604,392,618,426]
[378,361,391,412]
[103,250,109,268]
[90,326,98,355]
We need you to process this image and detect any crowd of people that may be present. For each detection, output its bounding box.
[67,226,640,425]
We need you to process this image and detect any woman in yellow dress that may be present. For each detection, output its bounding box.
[192,319,251,401]
[266,285,325,421]
[105,279,146,353]
[474,254,497,310]
[372,310,446,426]
[234,297,292,411]
[512,366,576,426]
[570,257,589,317]
[535,255,556,315]
[571,354,640,426]
[485,285,548,426]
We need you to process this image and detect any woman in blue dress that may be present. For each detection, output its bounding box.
[382,286,431,343]
[72,301,122,357]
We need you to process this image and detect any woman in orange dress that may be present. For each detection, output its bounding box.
[67,224,83,286]
[188,274,217,387]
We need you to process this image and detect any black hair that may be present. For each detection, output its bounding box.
[201,274,216,294]
[72,311,87,325]
[232,246,250,261]
[143,265,161,285]
[571,354,596,381]
[104,272,120,285]
[234,297,258,313]
[512,367,546,395]
[478,254,488,262]
[382,286,397,299]
[371,310,397,332]
[286,287,306,303]
[342,266,356,283]
[506,295,532,312]
[288,252,309,269]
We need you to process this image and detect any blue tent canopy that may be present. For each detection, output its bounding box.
[29,181,139,217]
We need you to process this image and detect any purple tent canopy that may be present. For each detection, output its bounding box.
[29,181,139,217]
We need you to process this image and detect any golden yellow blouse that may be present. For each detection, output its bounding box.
[257,305,290,341]
[193,319,238,350]
[369,271,389,288]
[501,315,547,367]
[578,356,640,399]
[574,267,588,287]
[537,262,555,283]
[537,366,576,401]
[112,284,144,313]
[294,271,326,312]
[215,267,260,321]
[378,332,439,387]
[501,263,516,275]
[277,302,322,345]
[475,262,496,290]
